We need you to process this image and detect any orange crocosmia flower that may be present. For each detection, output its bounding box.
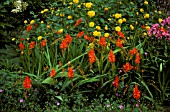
[98,37,106,47]
[20,38,24,41]
[26,25,32,32]
[84,35,94,42]
[68,67,74,79]
[117,31,125,38]
[41,39,46,47]
[29,41,36,49]
[88,49,96,64]
[116,38,123,48]
[50,68,56,78]
[108,50,116,63]
[129,47,137,55]
[75,18,83,26]
[23,76,32,89]
[19,42,24,51]
[65,34,72,44]
[60,39,68,49]
[134,53,140,64]
[112,75,119,88]
[77,31,84,38]
[133,84,141,99]
[123,62,132,73]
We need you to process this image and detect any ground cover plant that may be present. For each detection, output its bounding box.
[0,0,170,111]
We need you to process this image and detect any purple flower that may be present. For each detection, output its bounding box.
[20,99,24,103]
[144,52,148,56]
[107,104,110,108]
[136,104,139,107]
[119,70,122,73]
[119,105,123,109]
[0,90,3,92]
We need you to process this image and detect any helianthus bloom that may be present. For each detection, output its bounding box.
[26,25,32,32]
[19,42,24,51]
[116,38,123,48]
[104,33,110,38]
[133,84,141,99]
[118,19,123,24]
[41,39,46,47]
[114,13,122,19]
[96,26,101,30]
[23,76,32,89]
[50,68,56,78]
[98,37,106,47]
[123,62,132,73]
[112,75,119,88]
[88,49,96,64]
[85,2,92,8]
[87,11,95,17]
[89,22,95,27]
[75,18,83,26]
[134,53,140,64]
[29,41,36,49]
[108,50,116,63]
[115,26,121,32]
[117,31,125,38]
[129,47,137,55]
[73,0,79,4]
[68,67,74,79]
[77,31,84,38]
[144,14,149,18]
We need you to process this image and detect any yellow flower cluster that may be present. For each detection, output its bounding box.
[89,22,94,27]
[85,2,93,8]
[88,11,95,17]
[158,18,162,23]
[41,9,49,13]
[114,13,122,19]
[118,19,123,24]
[68,15,72,19]
[104,33,109,38]
[140,8,144,13]
[144,13,149,18]
[115,26,121,32]
[93,30,101,37]
[30,20,35,24]
[144,1,148,5]
[130,25,134,30]
[96,26,101,30]
[73,0,79,4]
[38,36,42,40]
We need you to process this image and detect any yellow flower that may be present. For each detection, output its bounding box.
[158,11,162,14]
[112,14,115,17]
[41,21,44,24]
[47,25,50,29]
[77,5,81,8]
[60,13,65,17]
[68,15,72,19]
[115,13,122,19]
[130,2,133,4]
[123,18,126,22]
[12,38,15,41]
[87,42,95,49]
[58,29,64,33]
[24,20,27,24]
[108,18,111,21]
[104,33,110,38]
[140,8,144,13]
[104,7,109,11]
[143,32,147,36]
[30,20,35,24]
[144,13,149,18]
[51,10,54,14]
[85,2,92,8]
[96,26,101,30]
[119,1,122,4]
[89,22,94,27]
[130,25,134,30]
[44,9,48,12]
[38,36,43,40]
[93,31,101,37]
[87,11,95,17]
[73,0,79,4]
[145,26,150,30]
[144,1,148,5]
[105,26,108,30]
[115,26,121,32]
[118,19,123,24]
[136,12,139,15]
[158,18,162,23]
[69,2,73,5]
[136,21,138,25]
[27,38,30,41]
[56,13,59,16]
[41,10,44,14]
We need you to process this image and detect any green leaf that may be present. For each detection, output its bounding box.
[42,77,53,84]
[100,18,104,23]
[55,96,63,101]
[160,63,162,72]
